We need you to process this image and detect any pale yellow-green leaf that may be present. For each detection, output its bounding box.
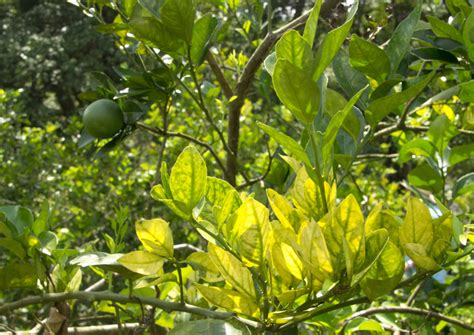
[136,219,173,258]
[118,251,164,275]
[277,287,309,307]
[169,146,207,212]
[186,251,219,273]
[230,198,271,265]
[297,220,333,281]
[359,229,404,300]
[365,204,401,247]
[215,188,242,228]
[150,185,191,220]
[194,284,259,317]
[303,179,337,220]
[430,239,450,263]
[267,189,301,232]
[272,242,304,284]
[404,243,439,271]
[205,177,234,206]
[320,194,365,277]
[399,198,433,251]
[208,244,256,299]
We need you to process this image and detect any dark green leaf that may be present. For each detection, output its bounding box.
[411,47,459,63]
[399,139,437,163]
[449,143,474,166]
[0,206,33,236]
[459,80,474,103]
[428,114,459,153]
[349,35,390,82]
[385,2,421,72]
[453,173,474,198]
[428,15,463,42]
[160,0,195,44]
[272,59,320,124]
[408,161,443,193]
[366,72,435,126]
[333,50,368,104]
[257,122,311,166]
[191,14,218,65]
[312,2,358,81]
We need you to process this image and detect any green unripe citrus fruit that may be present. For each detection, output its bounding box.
[83,99,124,139]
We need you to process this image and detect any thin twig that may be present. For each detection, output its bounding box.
[206,52,234,99]
[338,306,474,332]
[136,122,229,180]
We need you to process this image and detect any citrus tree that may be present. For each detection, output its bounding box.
[1,0,473,334]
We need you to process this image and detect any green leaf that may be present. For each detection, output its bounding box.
[345,318,384,333]
[195,284,259,317]
[428,16,463,42]
[408,161,443,193]
[320,194,365,279]
[462,11,474,60]
[123,0,138,17]
[208,244,256,299]
[428,114,459,153]
[257,122,311,166]
[272,59,320,124]
[411,47,459,63]
[349,35,390,82]
[272,241,304,284]
[385,2,422,72]
[230,198,271,266]
[169,146,207,213]
[399,197,433,251]
[366,72,435,126]
[0,263,38,289]
[453,172,474,198]
[404,243,439,271]
[70,252,142,279]
[190,14,218,65]
[0,238,26,259]
[266,189,301,232]
[136,218,174,258]
[365,204,401,248]
[322,87,365,175]
[449,143,474,166]
[0,206,33,236]
[459,80,474,103]
[333,51,368,104]
[275,30,313,70]
[129,17,184,53]
[169,320,250,335]
[32,200,49,236]
[399,138,437,163]
[160,0,195,44]
[205,177,235,207]
[150,185,192,220]
[303,0,322,47]
[312,1,358,81]
[359,229,404,300]
[298,220,333,282]
[118,250,164,275]
[264,52,277,76]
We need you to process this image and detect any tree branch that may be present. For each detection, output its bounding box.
[338,306,474,332]
[0,291,262,331]
[225,0,342,185]
[136,122,229,180]
[206,51,234,99]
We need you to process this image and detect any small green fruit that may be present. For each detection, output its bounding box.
[83,99,124,139]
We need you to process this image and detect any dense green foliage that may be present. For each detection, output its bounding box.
[0,0,473,334]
